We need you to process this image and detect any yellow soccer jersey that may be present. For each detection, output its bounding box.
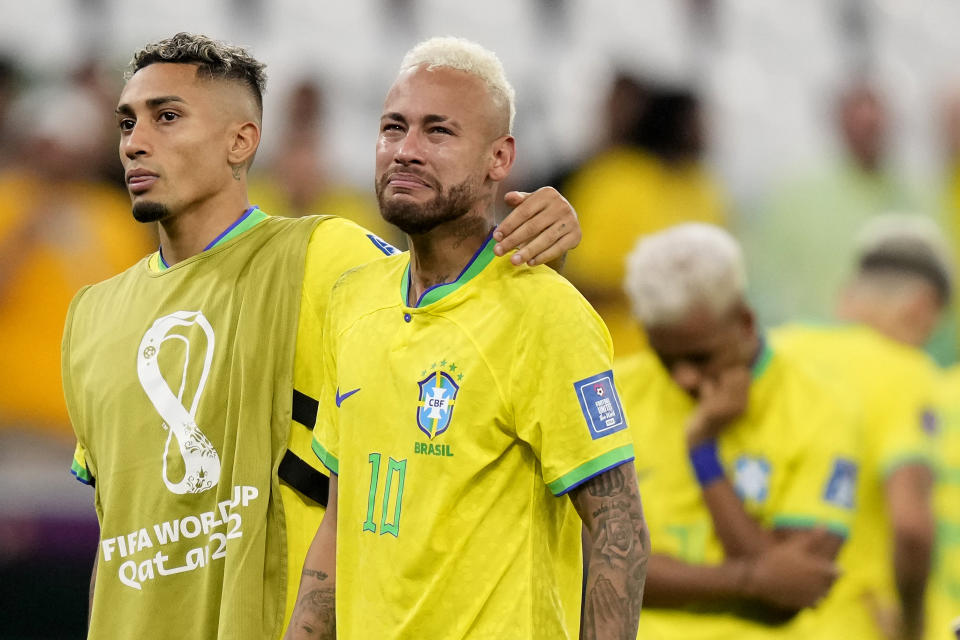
[617,345,858,640]
[313,234,635,640]
[927,366,960,640]
[70,212,395,639]
[773,323,937,640]
[278,216,397,633]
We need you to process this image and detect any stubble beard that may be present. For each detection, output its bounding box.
[132,200,171,223]
[376,176,480,236]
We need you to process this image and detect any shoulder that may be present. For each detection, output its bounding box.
[759,348,856,442]
[305,215,400,258]
[300,215,401,303]
[501,261,602,320]
[324,253,407,329]
[72,256,152,306]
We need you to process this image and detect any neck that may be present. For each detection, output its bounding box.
[156,187,251,266]
[406,211,494,306]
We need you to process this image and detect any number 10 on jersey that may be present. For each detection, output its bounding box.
[363,453,407,537]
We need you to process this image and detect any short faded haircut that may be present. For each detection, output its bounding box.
[128,32,266,117]
[854,213,954,304]
[625,223,747,328]
[400,36,516,134]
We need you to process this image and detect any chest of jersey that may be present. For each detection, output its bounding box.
[63,219,313,626]
[332,304,523,529]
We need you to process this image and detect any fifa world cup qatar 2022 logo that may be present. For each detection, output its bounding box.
[137,310,221,495]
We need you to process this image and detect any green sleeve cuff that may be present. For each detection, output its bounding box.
[312,439,339,476]
[772,514,849,538]
[70,459,94,486]
[548,444,635,496]
[882,452,933,480]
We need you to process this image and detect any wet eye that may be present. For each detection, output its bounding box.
[118,118,135,131]
[381,123,403,133]
[158,111,179,123]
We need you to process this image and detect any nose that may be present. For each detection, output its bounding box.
[120,123,151,160]
[671,362,702,395]
[394,128,425,166]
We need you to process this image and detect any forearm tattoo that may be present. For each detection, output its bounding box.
[289,570,335,639]
[576,464,649,640]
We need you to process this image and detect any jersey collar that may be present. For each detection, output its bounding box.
[157,205,267,270]
[401,229,497,308]
[751,335,774,379]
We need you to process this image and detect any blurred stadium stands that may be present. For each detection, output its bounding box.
[2,1,960,637]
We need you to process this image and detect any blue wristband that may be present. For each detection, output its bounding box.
[689,439,724,486]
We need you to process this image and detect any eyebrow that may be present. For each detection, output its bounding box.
[381,112,460,130]
[116,95,187,116]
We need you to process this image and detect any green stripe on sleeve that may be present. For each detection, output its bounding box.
[312,439,339,476]
[70,458,94,485]
[772,514,849,538]
[548,444,635,496]
[882,452,933,480]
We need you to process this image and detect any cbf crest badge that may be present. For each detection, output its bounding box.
[417,361,462,439]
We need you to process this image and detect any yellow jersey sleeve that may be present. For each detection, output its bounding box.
[768,379,860,537]
[289,217,396,477]
[510,285,635,495]
[71,442,94,486]
[875,365,937,479]
[309,267,348,476]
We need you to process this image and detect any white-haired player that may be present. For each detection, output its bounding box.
[617,223,858,639]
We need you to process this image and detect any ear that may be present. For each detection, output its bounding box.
[487,135,516,182]
[227,120,261,168]
[901,287,942,345]
[736,301,756,337]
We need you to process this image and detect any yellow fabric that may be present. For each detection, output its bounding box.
[616,347,858,639]
[773,323,938,640]
[278,216,390,635]
[0,171,152,433]
[248,177,403,248]
[314,244,634,639]
[63,216,322,639]
[562,147,727,357]
[68,214,391,639]
[926,366,960,640]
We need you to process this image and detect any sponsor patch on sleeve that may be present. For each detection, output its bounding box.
[823,458,857,509]
[574,370,627,440]
[367,234,399,256]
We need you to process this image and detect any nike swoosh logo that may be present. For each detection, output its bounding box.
[335,387,361,408]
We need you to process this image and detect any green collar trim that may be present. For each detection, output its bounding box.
[751,337,774,379]
[157,206,268,271]
[401,231,497,308]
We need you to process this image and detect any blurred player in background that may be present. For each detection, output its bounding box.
[62,33,582,640]
[618,223,858,639]
[774,214,947,640]
[929,366,960,640]
[287,37,647,640]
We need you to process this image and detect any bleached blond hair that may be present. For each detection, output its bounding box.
[853,213,954,303]
[624,224,748,327]
[400,36,516,134]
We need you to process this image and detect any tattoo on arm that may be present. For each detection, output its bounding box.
[303,569,328,581]
[290,588,335,639]
[572,463,649,640]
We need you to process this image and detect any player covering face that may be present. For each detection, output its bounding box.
[66,33,584,640]
[286,37,648,640]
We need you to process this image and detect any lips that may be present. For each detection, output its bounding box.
[126,168,159,195]
[386,171,433,191]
